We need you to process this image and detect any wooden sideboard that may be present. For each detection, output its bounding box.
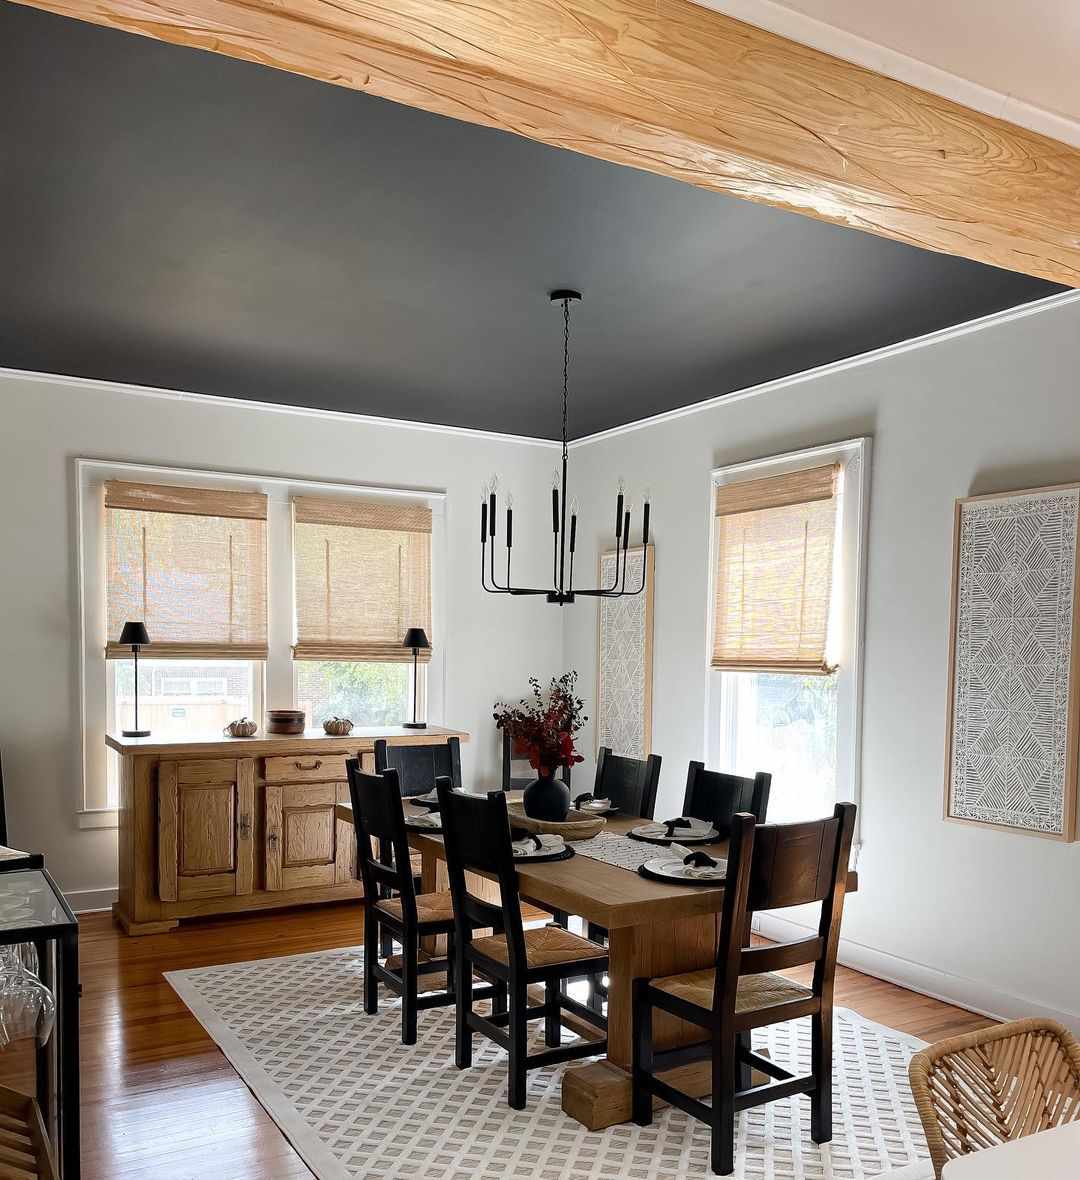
[107,727,468,935]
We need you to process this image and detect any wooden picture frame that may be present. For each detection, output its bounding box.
[944,483,1080,841]
[595,544,654,757]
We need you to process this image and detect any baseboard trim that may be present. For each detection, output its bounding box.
[755,912,1080,1035]
[65,885,119,914]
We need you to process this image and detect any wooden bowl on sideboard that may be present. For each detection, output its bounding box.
[266,710,306,735]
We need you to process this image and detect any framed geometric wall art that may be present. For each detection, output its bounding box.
[944,484,1080,841]
[596,544,655,758]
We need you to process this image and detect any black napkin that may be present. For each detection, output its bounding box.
[510,828,542,851]
[663,817,693,838]
[574,793,594,809]
[683,849,718,868]
[410,798,440,812]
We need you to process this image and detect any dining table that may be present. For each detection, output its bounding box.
[335,791,858,1130]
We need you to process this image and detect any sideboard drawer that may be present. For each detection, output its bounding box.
[263,752,350,783]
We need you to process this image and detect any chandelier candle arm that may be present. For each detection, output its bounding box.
[478,289,651,604]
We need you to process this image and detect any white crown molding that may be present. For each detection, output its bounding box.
[5,290,1079,452]
[693,0,1080,148]
[568,289,1080,449]
[0,366,561,450]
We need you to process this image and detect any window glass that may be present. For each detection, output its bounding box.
[294,661,411,729]
[716,670,838,824]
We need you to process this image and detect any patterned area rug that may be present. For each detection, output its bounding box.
[167,947,933,1180]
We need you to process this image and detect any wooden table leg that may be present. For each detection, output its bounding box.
[562,911,720,1130]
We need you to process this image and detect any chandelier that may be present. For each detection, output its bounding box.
[480,290,651,605]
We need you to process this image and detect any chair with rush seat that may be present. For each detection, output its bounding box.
[437,782,608,1109]
[632,803,857,1175]
[346,759,495,1044]
[374,736,462,797]
[682,761,771,834]
[500,731,571,792]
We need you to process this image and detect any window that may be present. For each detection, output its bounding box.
[78,462,444,818]
[707,441,868,828]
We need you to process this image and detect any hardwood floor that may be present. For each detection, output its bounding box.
[0,904,994,1179]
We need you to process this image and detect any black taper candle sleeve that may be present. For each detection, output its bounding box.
[552,487,559,533]
[623,509,631,550]
[569,514,577,553]
[506,507,513,548]
[489,491,496,538]
[615,492,624,538]
[642,501,650,545]
[480,501,487,544]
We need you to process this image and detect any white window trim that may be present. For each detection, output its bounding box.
[75,457,447,824]
[703,437,871,858]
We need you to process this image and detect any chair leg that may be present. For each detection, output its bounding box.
[491,980,508,1018]
[711,1029,736,1176]
[507,978,528,1110]
[454,939,472,1070]
[552,909,570,930]
[810,1007,833,1144]
[544,977,561,1047]
[736,1030,752,1092]
[401,929,418,1045]
[445,931,456,1001]
[363,909,378,1015]
[631,979,653,1127]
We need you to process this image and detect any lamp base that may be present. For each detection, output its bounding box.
[122,728,151,738]
[401,721,427,730]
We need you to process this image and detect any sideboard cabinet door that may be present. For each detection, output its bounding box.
[265,782,352,891]
[158,759,255,902]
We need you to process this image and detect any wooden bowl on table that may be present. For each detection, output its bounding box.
[507,801,606,841]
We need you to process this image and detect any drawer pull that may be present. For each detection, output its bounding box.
[295,759,323,771]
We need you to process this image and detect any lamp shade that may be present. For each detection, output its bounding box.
[118,621,150,648]
[402,627,430,651]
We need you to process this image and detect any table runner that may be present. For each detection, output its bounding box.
[572,831,669,872]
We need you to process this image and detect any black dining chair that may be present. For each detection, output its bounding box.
[347,758,497,1044]
[683,762,771,835]
[375,736,462,797]
[575,746,662,820]
[632,803,857,1175]
[437,782,608,1109]
[501,731,571,792]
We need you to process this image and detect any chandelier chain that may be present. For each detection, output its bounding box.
[562,296,570,461]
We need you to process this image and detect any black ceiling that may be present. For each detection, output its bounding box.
[1,5,1062,439]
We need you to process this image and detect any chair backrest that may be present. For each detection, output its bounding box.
[586,746,662,819]
[500,731,571,791]
[437,782,527,967]
[681,761,771,834]
[375,737,462,796]
[711,803,856,1015]
[345,759,418,922]
[909,1019,1080,1179]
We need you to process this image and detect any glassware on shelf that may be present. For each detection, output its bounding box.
[0,943,55,1049]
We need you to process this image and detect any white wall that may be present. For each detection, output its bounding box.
[563,294,1080,1030]
[0,371,564,908]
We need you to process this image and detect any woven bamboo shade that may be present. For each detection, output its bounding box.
[104,481,268,659]
[909,1018,1080,1178]
[292,497,432,663]
[711,463,839,674]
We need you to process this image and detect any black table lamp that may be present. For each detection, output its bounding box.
[402,627,430,729]
[118,621,151,737]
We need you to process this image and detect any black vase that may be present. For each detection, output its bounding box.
[522,768,570,822]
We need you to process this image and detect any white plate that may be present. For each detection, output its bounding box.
[642,856,727,883]
[631,818,720,844]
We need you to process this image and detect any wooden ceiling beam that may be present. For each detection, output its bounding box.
[14,0,1080,286]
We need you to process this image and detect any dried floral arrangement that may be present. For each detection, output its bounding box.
[493,672,587,773]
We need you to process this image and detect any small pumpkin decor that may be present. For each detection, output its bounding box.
[493,672,586,822]
[323,716,354,736]
[223,717,258,738]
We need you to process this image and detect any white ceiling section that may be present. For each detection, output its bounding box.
[699,0,1080,147]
